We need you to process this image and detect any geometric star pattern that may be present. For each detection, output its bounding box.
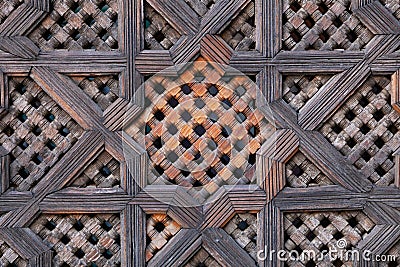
[0,0,400,266]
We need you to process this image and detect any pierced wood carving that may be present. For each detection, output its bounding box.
[0,0,400,266]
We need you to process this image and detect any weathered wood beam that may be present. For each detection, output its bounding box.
[148,229,202,267]
[274,186,367,211]
[122,205,146,267]
[354,1,400,34]
[39,187,131,213]
[0,37,39,59]
[203,228,257,267]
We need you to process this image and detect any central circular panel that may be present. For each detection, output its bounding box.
[145,80,260,188]
[122,59,276,204]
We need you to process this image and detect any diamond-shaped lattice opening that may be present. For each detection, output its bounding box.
[286,151,334,187]
[29,0,119,51]
[220,1,256,51]
[70,75,119,111]
[146,214,181,261]
[135,58,274,202]
[0,240,28,267]
[284,211,375,266]
[144,3,181,50]
[223,213,258,260]
[30,214,121,266]
[283,0,374,51]
[70,150,120,188]
[320,76,400,186]
[184,247,222,267]
[0,77,84,191]
[283,75,333,111]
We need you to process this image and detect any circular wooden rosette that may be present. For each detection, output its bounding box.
[124,60,275,203]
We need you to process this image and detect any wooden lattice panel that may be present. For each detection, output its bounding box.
[223,213,258,260]
[320,76,400,186]
[70,75,119,111]
[30,214,121,267]
[283,75,333,112]
[0,0,23,26]
[286,151,333,188]
[184,247,222,267]
[28,0,119,51]
[284,211,375,266]
[0,77,84,191]
[0,240,28,267]
[144,3,181,50]
[71,150,120,188]
[183,0,218,18]
[379,0,400,20]
[145,214,181,261]
[282,0,374,51]
[220,1,256,51]
[382,240,400,266]
[127,58,274,202]
[0,0,400,266]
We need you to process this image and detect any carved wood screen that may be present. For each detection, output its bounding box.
[0,0,400,266]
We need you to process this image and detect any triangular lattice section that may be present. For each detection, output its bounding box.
[70,149,120,188]
[283,75,333,112]
[144,2,182,50]
[0,239,27,267]
[184,247,222,267]
[146,214,181,261]
[220,1,256,51]
[286,151,334,188]
[183,0,219,19]
[223,213,258,260]
[70,75,119,111]
[384,239,400,266]
[0,0,23,28]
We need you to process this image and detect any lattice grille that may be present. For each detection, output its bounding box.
[184,247,222,267]
[320,76,400,186]
[223,213,258,260]
[146,214,181,261]
[284,211,375,267]
[283,75,333,112]
[0,240,27,267]
[382,240,400,266]
[71,75,119,111]
[71,150,120,188]
[380,0,400,21]
[28,0,119,51]
[282,0,374,51]
[144,3,182,50]
[0,0,23,26]
[30,214,121,267]
[130,58,274,202]
[220,1,256,51]
[286,151,333,188]
[0,77,84,191]
[183,0,218,18]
